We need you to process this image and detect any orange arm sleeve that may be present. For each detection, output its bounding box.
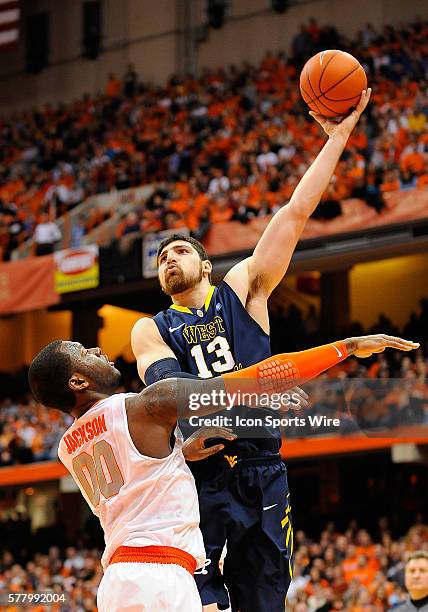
[222,341,348,393]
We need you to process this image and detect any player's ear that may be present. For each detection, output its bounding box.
[69,373,90,392]
[202,259,212,278]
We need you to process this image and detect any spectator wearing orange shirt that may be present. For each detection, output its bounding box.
[381,169,402,193]
[163,210,186,230]
[209,193,234,223]
[417,174,428,188]
[105,73,122,98]
[400,149,425,175]
[141,210,162,233]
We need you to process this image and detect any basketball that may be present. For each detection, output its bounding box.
[300,50,367,118]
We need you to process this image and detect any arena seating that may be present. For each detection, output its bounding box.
[1,19,428,261]
[0,514,426,611]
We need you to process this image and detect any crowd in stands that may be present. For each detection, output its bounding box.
[0,512,426,611]
[0,396,72,467]
[271,299,428,436]
[287,517,428,611]
[0,301,427,467]
[0,512,103,611]
[1,19,428,260]
[270,298,428,355]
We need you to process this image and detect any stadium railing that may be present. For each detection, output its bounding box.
[11,185,154,260]
[9,183,428,262]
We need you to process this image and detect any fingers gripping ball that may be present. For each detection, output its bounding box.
[300,50,368,118]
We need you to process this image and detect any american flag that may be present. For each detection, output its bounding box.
[0,0,19,49]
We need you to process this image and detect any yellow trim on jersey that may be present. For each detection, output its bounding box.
[169,286,216,314]
[286,524,292,547]
[204,285,216,310]
[170,304,193,314]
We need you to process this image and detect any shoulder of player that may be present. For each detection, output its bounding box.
[124,392,141,416]
[125,386,176,430]
[131,316,159,342]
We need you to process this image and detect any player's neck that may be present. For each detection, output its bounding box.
[171,280,212,309]
[71,392,109,419]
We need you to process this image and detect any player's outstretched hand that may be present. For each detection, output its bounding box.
[182,426,237,461]
[350,334,419,358]
[309,88,371,140]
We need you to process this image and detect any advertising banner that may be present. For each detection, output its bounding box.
[142,229,189,279]
[54,246,99,294]
[0,255,59,315]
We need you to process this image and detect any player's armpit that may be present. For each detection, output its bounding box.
[222,258,251,306]
[245,204,305,298]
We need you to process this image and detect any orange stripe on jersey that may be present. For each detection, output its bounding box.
[108,545,197,575]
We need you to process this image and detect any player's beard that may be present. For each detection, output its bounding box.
[162,262,203,296]
[90,366,122,394]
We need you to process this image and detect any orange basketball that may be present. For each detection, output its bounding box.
[300,50,367,118]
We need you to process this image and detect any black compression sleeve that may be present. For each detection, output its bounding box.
[144,357,201,385]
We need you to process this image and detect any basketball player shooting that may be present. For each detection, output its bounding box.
[130,88,415,612]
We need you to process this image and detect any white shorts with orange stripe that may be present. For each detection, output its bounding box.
[97,562,203,611]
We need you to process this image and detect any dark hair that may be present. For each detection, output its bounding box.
[28,341,76,413]
[156,233,209,264]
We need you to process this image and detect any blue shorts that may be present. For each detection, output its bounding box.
[193,453,293,612]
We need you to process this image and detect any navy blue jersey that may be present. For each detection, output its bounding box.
[153,282,281,458]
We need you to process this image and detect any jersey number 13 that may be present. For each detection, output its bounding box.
[190,335,235,378]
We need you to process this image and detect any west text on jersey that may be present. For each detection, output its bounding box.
[182,315,225,344]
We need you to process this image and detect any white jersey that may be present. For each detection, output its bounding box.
[58,393,205,570]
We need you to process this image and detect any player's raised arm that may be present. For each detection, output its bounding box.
[225,89,371,300]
